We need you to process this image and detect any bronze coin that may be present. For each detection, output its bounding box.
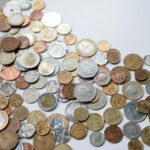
[15,76,30,90]
[6,117,20,132]
[33,41,47,53]
[0,94,8,109]
[3,104,12,116]
[70,122,87,139]
[104,125,123,143]
[64,34,77,45]
[1,37,20,52]
[30,10,43,21]
[124,54,143,71]
[137,100,150,113]
[9,94,23,107]
[23,142,34,150]
[18,36,30,49]
[22,15,31,27]
[135,69,149,81]
[107,49,121,64]
[128,139,144,150]
[62,83,75,99]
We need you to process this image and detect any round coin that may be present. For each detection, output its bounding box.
[143,55,150,66]
[18,36,30,49]
[0,110,8,130]
[128,139,144,150]
[9,94,23,107]
[135,69,149,81]
[23,142,33,150]
[32,0,45,10]
[33,40,47,53]
[57,23,72,35]
[0,94,8,109]
[141,126,150,146]
[24,70,39,83]
[97,40,111,52]
[46,80,60,94]
[107,49,120,64]
[64,34,77,45]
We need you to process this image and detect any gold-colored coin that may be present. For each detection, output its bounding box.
[65,52,80,61]
[0,110,9,130]
[85,113,104,131]
[53,143,72,150]
[137,100,150,113]
[141,126,150,146]
[103,107,122,125]
[32,0,46,10]
[128,139,144,150]
[0,94,8,110]
[97,40,111,52]
[9,94,23,107]
[102,81,118,95]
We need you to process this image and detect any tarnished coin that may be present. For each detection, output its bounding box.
[70,123,87,139]
[137,100,150,113]
[124,102,146,122]
[18,36,30,49]
[0,110,8,130]
[122,81,143,100]
[38,93,57,111]
[64,34,77,45]
[85,113,104,131]
[23,88,40,103]
[89,132,105,147]
[9,94,23,107]
[135,69,149,81]
[23,142,34,150]
[57,23,72,35]
[33,40,47,53]
[24,70,39,83]
[128,139,144,150]
[103,107,122,125]
[104,125,123,143]
[30,10,43,21]
[76,39,97,57]
[12,106,29,121]
[107,49,120,64]
[77,58,98,78]
[53,143,72,150]
[74,82,96,102]
[144,55,150,66]
[146,82,150,94]
[0,130,18,150]
[32,0,45,10]
[141,126,150,146]
[124,54,143,70]
[123,122,141,139]
[0,94,8,109]
[97,40,111,52]
[46,80,60,94]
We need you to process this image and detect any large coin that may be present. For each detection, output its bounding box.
[141,126,150,146]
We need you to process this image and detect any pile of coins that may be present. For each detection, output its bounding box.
[0,0,150,150]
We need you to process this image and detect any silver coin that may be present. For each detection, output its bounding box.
[146,82,150,94]
[18,122,35,138]
[122,81,144,100]
[14,141,23,150]
[78,76,94,84]
[14,58,27,72]
[24,70,39,83]
[46,80,60,94]
[23,88,40,103]
[0,81,16,97]
[65,101,87,122]
[56,23,72,35]
[87,89,107,110]
[74,82,96,102]
[50,118,65,131]
[124,102,146,122]
[48,41,68,58]
[143,55,150,66]
[77,58,98,78]
[89,132,105,147]
[57,90,69,103]
[31,75,47,89]
[38,93,57,111]
[92,51,108,65]
[20,0,31,10]
[123,122,141,139]
[54,128,70,143]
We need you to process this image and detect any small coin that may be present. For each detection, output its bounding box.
[144,55,150,66]
[32,0,45,10]
[137,100,150,113]
[89,132,105,147]
[46,80,60,94]
[29,20,43,32]
[104,125,123,143]
[128,139,144,150]
[146,82,150,94]
[18,36,30,49]
[85,113,104,131]
[97,41,111,52]
[135,69,149,81]
[30,10,43,21]
[33,40,47,53]
[24,70,39,83]
[22,32,36,46]
[141,126,150,146]
[12,106,29,121]
[9,94,23,107]
[0,94,8,109]
[107,49,120,64]
[0,110,8,130]
[64,34,77,45]
[57,23,72,35]
[65,52,80,61]
[53,143,72,150]
[70,123,87,139]
[23,142,34,150]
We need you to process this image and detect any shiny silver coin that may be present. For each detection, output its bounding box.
[123,122,141,139]
[143,55,150,66]
[77,58,98,78]
[124,102,146,122]
[46,80,60,94]
[74,82,96,102]
[0,81,16,97]
[18,122,35,138]
[57,90,69,103]
[89,132,105,147]
[122,81,144,100]
[38,93,57,111]
[14,141,23,150]
[24,70,39,83]
[146,82,150,94]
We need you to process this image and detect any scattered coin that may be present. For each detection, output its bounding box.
[33,40,47,53]
[64,34,77,45]
[32,0,45,10]
[107,49,120,64]
[141,126,150,146]
[30,10,43,21]
[0,94,8,109]
[137,100,150,113]
[135,69,149,81]
[128,139,144,150]
[97,41,111,52]
[46,80,60,94]
[0,110,9,130]
[9,94,23,107]
[57,23,72,35]
[143,55,150,66]
[24,70,39,83]
[53,143,72,150]
[18,36,30,49]
[23,142,34,150]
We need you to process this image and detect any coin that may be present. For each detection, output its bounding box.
[0,130,18,149]
[89,132,105,147]
[141,126,150,146]
[23,142,34,150]
[33,40,47,53]
[135,69,149,81]
[85,113,104,131]
[3,103,12,116]
[22,15,31,26]
[74,82,96,102]
[65,52,80,61]
[104,125,123,143]
[97,41,111,52]
[18,36,30,49]
[46,80,60,94]
[64,34,77,45]
[57,90,69,103]
[38,93,57,111]
[12,106,29,121]
[128,139,144,150]
[57,23,72,35]
[123,122,141,139]
[122,81,143,100]
[146,82,150,94]
[30,10,43,21]
[0,110,8,130]
[144,55,150,66]
[29,20,43,32]
[124,102,146,122]
[32,0,45,10]
[20,0,31,10]
[24,70,39,83]
[53,143,72,150]
[124,54,143,70]
[9,94,23,107]
[137,100,150,113]
[14,140,23,150]
[22,32,36,46]
[0,94,8,109]
[110,94,126,109]
[107,49,120,64]
[70,123,87,139]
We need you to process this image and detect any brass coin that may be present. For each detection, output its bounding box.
[74,107,89,122]
[64,34,77,45]
[110,94,126,109]
[97,40,111,52]
[137,100,150,113]
[124,54,143,71]
[128,139,144,150]
[141,126,150,146]
[65,52,80,61]
[102,81,118,95]
[70,122,87,139]
[9,94,23,107]
[0,110,9,130]
[32,0,46,10]
[107,49,120,64]
[85,113,104,131]
[0,94,8,109]
[103,107,122,125]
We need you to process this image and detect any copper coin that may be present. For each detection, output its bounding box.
[0,94,8,109]
[23,142,34,150]
[15,76,30,90]
[30,10,43,21]
[0,65,20,81]
[1,37,20,52]
[137,100,150,113]
[146,96,150,101]
[18,36,30,49]
[64,34,77,45]
[128,139,144,150]
[107,49,120,64]
[62,83,75,99]
[9,94,23,107]
[3,104,12,116]
[6,117,20,132]
[135,69,149,81]
[22,15,31,27]
[124,54,143,71]
[70,123,87,139]
[104,125,123,143]
[33,41,47,53]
